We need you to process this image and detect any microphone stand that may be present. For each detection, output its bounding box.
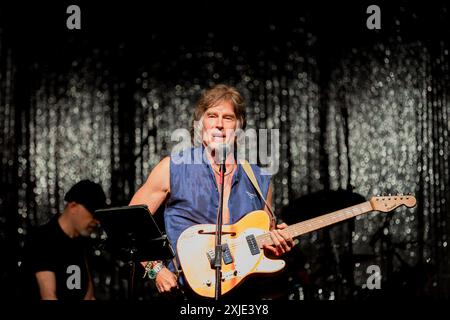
[214,147,227,301]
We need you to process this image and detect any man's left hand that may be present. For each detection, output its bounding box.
[263,223,295,257]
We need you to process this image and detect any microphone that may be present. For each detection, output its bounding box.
[214,143,231,164]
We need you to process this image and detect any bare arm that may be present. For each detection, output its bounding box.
[263,183,295,257]
[264,183,273,217]
[130,156,170,270]
[83,277,95,300]
[129,157,178,294]
[83,260,95,300]
[129,156,171,214]
[35,271,58,300]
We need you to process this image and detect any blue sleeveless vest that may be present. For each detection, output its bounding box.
[164,147,271,272]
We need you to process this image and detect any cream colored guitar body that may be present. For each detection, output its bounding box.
[177,210,285,298]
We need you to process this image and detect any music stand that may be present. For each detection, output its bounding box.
[95,205,174,299]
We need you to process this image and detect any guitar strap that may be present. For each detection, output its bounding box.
[240,160,277,229]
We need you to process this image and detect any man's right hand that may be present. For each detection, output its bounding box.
[154,267,179,294]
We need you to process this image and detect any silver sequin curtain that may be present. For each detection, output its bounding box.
[132,41,450,298]
[1,2,450,299]
[328,41,450,296]
[22,59,113,226]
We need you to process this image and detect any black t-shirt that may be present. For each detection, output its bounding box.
[23,216,91,300]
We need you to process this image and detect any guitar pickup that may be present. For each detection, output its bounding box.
[222,244,233,265]
[246,234,260,255]
[206,244,234,268]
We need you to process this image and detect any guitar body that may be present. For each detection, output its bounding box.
[176,194,416,298]
[177,210,286,298]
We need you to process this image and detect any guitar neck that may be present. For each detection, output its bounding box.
[256,201,373,247]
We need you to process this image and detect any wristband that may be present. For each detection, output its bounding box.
[148,262,164,280]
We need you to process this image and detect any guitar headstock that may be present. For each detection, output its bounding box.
[369,194,417,212]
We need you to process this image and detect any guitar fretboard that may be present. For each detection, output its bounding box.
[256,201,373,248]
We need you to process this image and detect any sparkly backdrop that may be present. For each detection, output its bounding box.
[1,1,449,299]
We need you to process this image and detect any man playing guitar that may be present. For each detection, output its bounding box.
[129,84,295,298]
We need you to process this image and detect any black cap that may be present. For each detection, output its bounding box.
[64,180,107,214]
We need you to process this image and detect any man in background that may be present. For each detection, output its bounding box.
[22,179,106,300]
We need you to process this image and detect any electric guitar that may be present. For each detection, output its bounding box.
[177,194,417,298]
